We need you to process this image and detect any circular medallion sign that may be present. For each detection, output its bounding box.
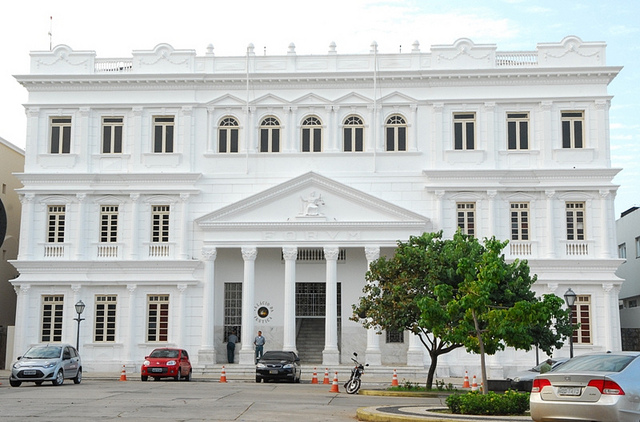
[254,301,274,323]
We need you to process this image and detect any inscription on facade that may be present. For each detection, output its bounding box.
[262,231,361,241]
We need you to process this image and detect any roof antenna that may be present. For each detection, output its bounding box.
[48,16,53,50]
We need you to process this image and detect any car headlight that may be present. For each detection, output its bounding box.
[167,360,177,366]
[13,362,22,369]
[256,363,266,369]
[143,360,150,366]
[283,364,293,369]
[513,377,521,382]
[43,361,56,368]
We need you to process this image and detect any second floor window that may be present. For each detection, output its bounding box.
[102,117,123,153]
[50,117,72,154]
[618,243,627,259]
[507,113,529,150]
[219,117,239,153]
[510,202,529,241]
[636,237,640,258]
[561,111,584,148]
[301,116,322,152]
[153,116,174,153]
[47,205,66,243]
[385,115,407,151]
[151,205,170,243]
[566,202,585,241]
[457,202,476,236]
[343,115,364,152]
[100,206,118,243]
[454,113,475,150]
[260,117,280,152]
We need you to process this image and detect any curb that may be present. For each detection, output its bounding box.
[357,406,532,422]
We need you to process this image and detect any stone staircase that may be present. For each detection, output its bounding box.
[296,318,324,363]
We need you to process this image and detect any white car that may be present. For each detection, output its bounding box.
[10,344,82,387]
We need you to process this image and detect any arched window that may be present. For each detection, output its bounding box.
[301,116,322,152]
[260,117,280,153]
[385,114,407,151]
[343,115,364,152]
[218,117,239,153]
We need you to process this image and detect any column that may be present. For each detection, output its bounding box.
[199,247,217,365]
[206,106,215,153]
[282,246,297,352]
[486,190,497,238]
[407,330,425,367]
[179,193,190,260]
[409,104,418,152]
[13,284,31,361]
[177,284,187,348]
[78,107,90,165]
[129,194,140,259]
[127,284,137,365]
[545,190,556,258]
[180,106,193,167]
[434,190,445,233]
[327,105,339,152]
[323,246,340,365]
[364,246,381,365]
[18,194,35,259]
[131,107,143,167]
[239,247,257,364]
[602,283,622,351]
[599,190,613,258]
[75,194,87,259]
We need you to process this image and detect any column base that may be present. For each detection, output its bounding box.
[407,349,425,367]
[239,349,256,365]
[322,349,340,366]
[365,350,382,366]
[197,348,216,366]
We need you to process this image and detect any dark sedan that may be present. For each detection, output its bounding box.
[255,351,301,383]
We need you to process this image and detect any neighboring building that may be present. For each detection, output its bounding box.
[11,36,623,377]
[616,206,640,350]
[0,136,24,368]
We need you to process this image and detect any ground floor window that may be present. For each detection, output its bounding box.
[147,295,169,342]
[94,295,117,342]
[42,295,64,342]
[224,283,242,342]
[386,329,404,343]
[571,295,592,344]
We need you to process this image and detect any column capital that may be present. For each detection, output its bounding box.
[282,246,298,260]
[323,246,339,261]
[127,284,137,293]
[242,246,258,261]
[177,284,188,293]
[545,189,556,199]
[364,246,380,262]
[202,247,217,261]
[71,284,81,293]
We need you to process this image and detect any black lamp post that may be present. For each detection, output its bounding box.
[563,288,577,358]
[74,300,85,351]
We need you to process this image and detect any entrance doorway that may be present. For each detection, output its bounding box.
[295,282,341,363]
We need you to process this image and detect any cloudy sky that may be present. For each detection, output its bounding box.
[1,0,638,215]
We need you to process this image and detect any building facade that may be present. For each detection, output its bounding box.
[11,36,623,376]
[616,206,640,350]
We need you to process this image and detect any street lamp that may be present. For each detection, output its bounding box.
[563,288,577,358]
[74,300,85,351]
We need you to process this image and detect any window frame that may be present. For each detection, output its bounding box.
[453,113,476,150]
[224,282,242,342]
[153,116,175,153]
[99,205,119,243]
[218,116,239,153]
[301,116,322,152]
[343,115,364,152]
[41,295,64,343]
[618,243,627,259]
[636,237,640,259]
[147,294,170,342]
[101,116,124,154]
[565,201,586,241]
[47,205,66,243]
[385,329,405,344]
[506,112,529,150]
[151,205,170,243]
[561,111,584,149]
[456,202,476,236]
[50,117,72,154]
[259,116,281,153]
[385,114,407,152]
[510,202,530,241]
[94,295,117,342]
[570,295,592,345]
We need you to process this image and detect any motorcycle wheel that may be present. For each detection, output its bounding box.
[345,378,361,394]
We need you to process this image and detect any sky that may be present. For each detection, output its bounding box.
[0,0,638,216]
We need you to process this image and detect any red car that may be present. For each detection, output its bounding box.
[141,348,192,381]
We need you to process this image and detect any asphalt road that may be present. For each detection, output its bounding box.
[0,378,444,421]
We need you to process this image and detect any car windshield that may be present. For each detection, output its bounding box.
[553,354,635,373]
[149,349,179,358]
[23,346,62,359]
[261,352,294,361]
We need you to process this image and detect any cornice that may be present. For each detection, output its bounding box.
[15,172,202,185]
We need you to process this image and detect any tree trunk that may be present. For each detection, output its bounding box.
[426,352,438,389]
[472,309,488,394]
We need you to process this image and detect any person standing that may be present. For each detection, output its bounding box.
[227,331,238,364]
[254,330,265,363]
[540,359,553,374]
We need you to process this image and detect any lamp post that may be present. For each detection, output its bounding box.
[74,300,85,351]
[563,288,577,358]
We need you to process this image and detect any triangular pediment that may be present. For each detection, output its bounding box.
[334,92,373,105]
[292,93,331,106]
[196,172,430,245]
[206,93,246,107]
[252,93,289,106]
[379,91,417,104]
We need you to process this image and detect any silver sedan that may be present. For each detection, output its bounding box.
[530,351,640,422]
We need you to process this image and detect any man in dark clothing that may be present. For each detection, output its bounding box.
[227,331,238,363]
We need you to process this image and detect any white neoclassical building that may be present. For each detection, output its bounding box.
[9,36,624,377]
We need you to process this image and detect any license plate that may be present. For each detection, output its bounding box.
[558,387,581,396]
[151,368,163,373]
[23,370,36,375]
[269,370,279,374]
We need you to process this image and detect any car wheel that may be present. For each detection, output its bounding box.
[35,381,43,386]
[175,371,181,381]
[9,379,21,387]
[52,370,64,386]
[255,376,261,383]
[73,368,82,384]
[185,370,192,381]
[141,375,148,381]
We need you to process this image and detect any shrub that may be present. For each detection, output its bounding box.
[445,390,530,416]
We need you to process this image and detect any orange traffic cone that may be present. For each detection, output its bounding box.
[220,366,227,383]
[329,372,340,393]
[323,368,330,384]
[311,368,318,384]
[119,365,127,381]
[391,369,399,386]
[471,375,478,391]
[462,371,470,388]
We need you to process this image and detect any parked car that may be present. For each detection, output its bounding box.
[10,344,82,387]
[141,348,192,381]
[255,351,301,383]
[507,358,568,391]
[530,352,640,422]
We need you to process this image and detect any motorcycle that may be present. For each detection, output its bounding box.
[344,352,368,394]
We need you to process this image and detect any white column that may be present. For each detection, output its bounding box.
[282,246,297,352]
[129,194,140,259]
[406,331,425,367]
[177,284,187,347]
[13,284,31,361]
[545,190,556,258]
[179,193,190,260]
[434,190,445,233]
[127,284,137,365]
[486,190,497,238]
[239,247,257,364]
[409,104,418,151]
[602,283,622,351]
[18,194,35,259]
[75,194,87,259]
[364,246,382,366]
[206,106,216,153]
[323,246,340,365]
[199,247,217,365]
[599,190,613,258]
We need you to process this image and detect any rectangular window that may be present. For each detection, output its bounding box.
[153,116,174,153]
[260,128,280,152]
[219,128,239,153]
[224,283,242,342]
[453,113,475,150]
[41,295,64,342]
[147,295,169,342]
[636,237,640,259]
[561,111,584,148]
[102,117,124,153]
[100,206,118,243]
[343,127,364,152]
[566,202,585,241]
[50,117,72,154]
[507,113,529,150]
[457,202,475,236]
[510,202,529,241]
[151,205,170,243]
[570,295,591,344]
[386,329,404,343]
[618,243,627,259]
[94,295,117,342]
[47,205,66,243]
